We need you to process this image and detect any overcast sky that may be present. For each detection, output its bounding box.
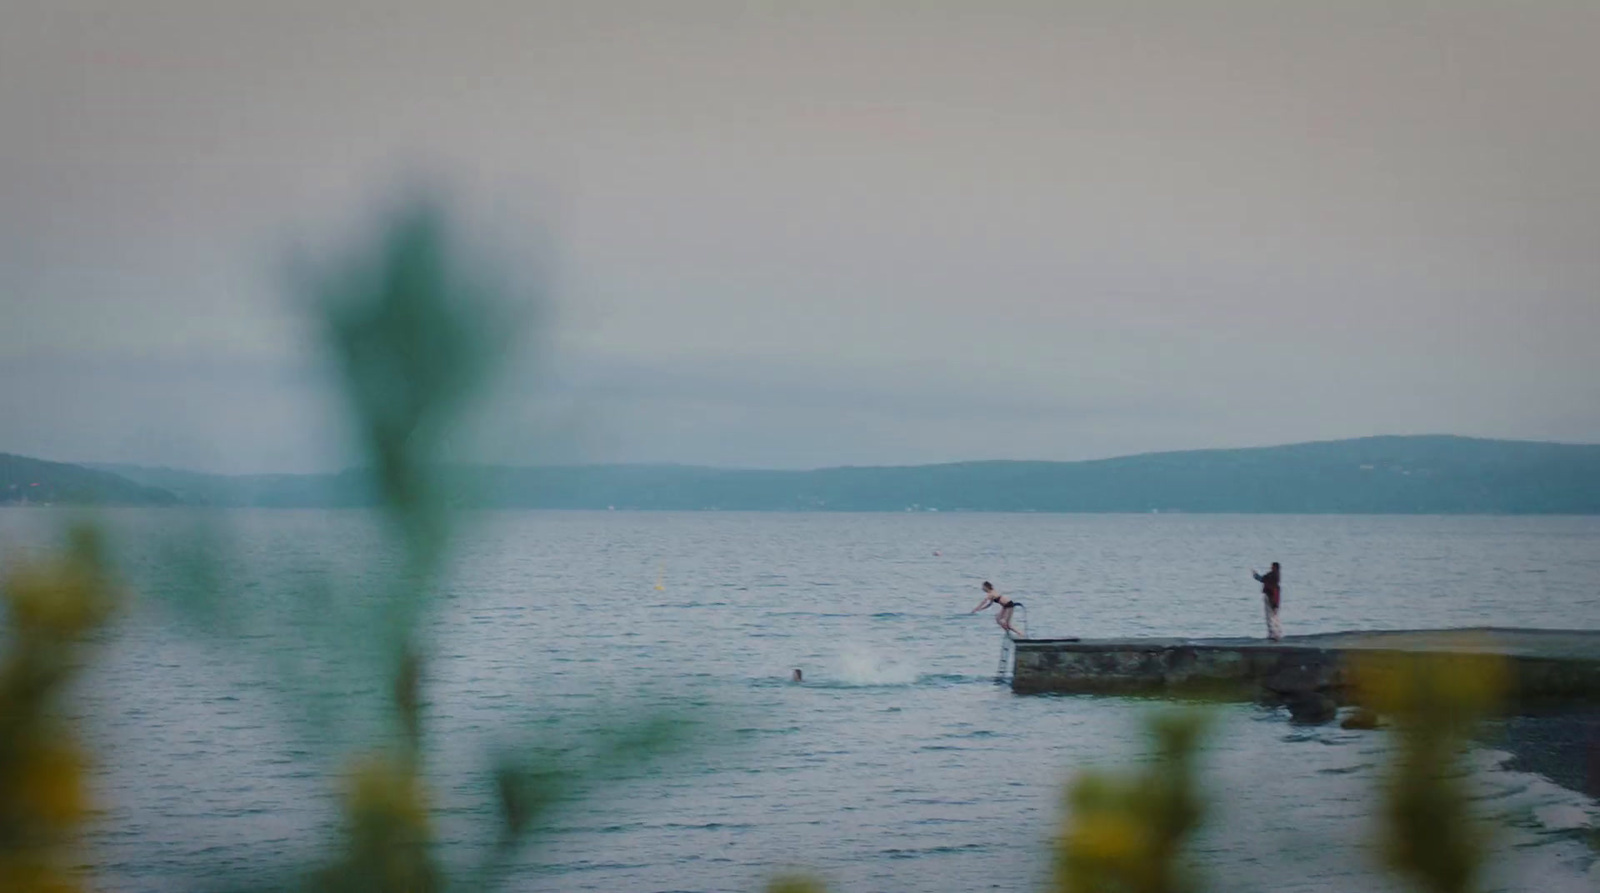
[3,2,1598,473]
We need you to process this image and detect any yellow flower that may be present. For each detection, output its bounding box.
[1066,812,1149,865]
[0,524,115,893]
[318,753,438,893]
[6,562,102,637]
[1352,643,1507,730]
[0,857,83,893]
[345,755,431,833]
[3,525,119,638]
[766,873,829,893]
[1352,646,1506,893]
[1054,712,1207,893]
[11,742,88,829]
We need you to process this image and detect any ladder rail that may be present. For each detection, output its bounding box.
[995,605,1028,682]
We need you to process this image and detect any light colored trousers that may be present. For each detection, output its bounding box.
[1264,596,1282,641]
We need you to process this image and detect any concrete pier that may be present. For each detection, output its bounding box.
[1010,628,1600,712]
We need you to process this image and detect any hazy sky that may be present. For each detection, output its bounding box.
[4,2,1598,472]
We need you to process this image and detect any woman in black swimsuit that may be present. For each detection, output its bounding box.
[971,581,1023,636]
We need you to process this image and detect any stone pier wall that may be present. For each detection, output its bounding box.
[1010,629,1600,716]
[1011,640,1346,700]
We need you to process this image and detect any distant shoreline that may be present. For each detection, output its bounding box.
[5,434,1600,513]
[7,506,1600,518]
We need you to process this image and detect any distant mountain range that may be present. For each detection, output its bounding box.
[1,453,179,506]
[0,435,1596,513]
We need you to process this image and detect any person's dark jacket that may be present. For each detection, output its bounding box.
[1254,569,1281,610]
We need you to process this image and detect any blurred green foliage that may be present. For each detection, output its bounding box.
[0,524,120,893]
[0,195,686,893]
[295,196,688,892]
[1053,711,1208,893]
[766,873,831,893]
[309,199,505,571]
[302,197,498,892]
[0,196,1548,893]
[1355,646,1508,893]
[781,650,1523,893]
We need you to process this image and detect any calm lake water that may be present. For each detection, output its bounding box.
[2,509,1598,892]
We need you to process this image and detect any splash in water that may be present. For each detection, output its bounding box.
[836,643,920,686]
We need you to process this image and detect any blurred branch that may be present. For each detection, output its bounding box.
[1354,648,1508,893]
[766,873,831,893]
[298,196,499,892]
[313,753,439,893]
[0,524,121,893]
[471,714,697,890]
[296,194,694,892]
[306,196,513,576]
[1054,711,1209,893]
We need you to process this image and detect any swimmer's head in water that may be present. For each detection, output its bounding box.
[791,669,802,682]
[982,581,993,592]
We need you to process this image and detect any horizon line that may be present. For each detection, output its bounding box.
[14,432,1599,480]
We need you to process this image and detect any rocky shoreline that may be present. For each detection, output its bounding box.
[1482,707,1600,799]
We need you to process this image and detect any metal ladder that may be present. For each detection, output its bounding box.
[994,606,1028,682]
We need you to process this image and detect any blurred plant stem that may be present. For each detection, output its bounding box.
[766,873,830,893]
[27,194,1536,893]
[1053,711,1208,893]
[1355,648,1508,893]
[301,196,503,891]
[315,752,438,893]
[0,524,120,893]
[302,195,690,891]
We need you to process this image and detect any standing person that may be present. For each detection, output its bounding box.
[1252,562,1282,641]
[972,581,1023,636]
